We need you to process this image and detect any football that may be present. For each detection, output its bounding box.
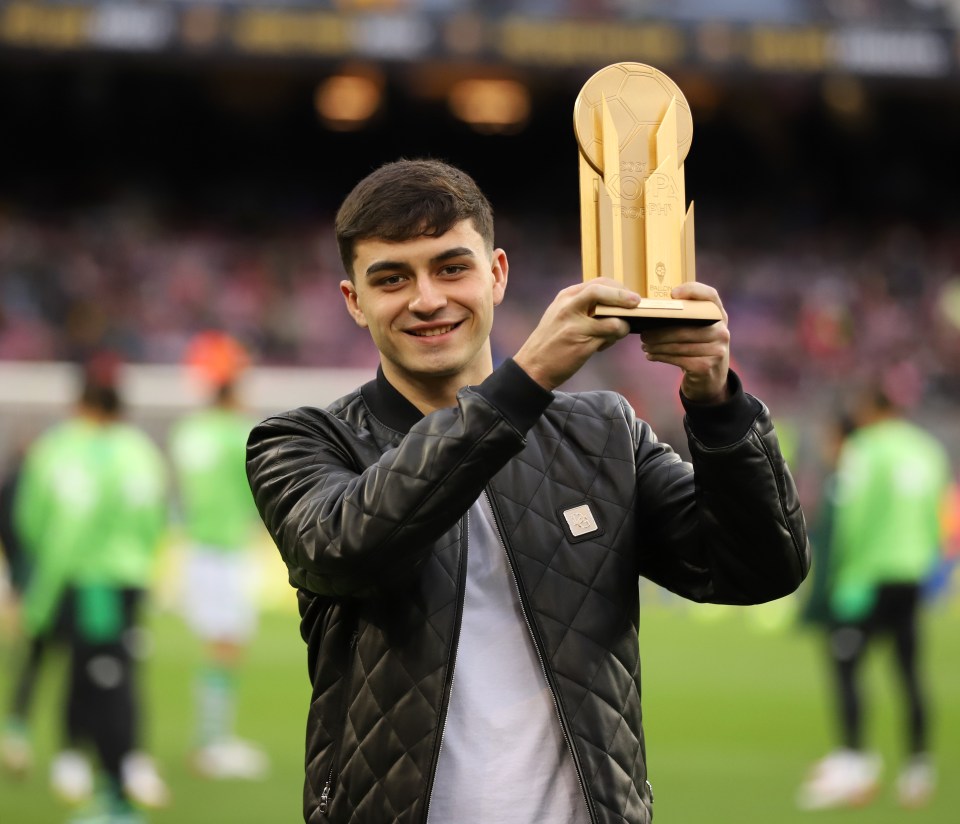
[573,62,693,177]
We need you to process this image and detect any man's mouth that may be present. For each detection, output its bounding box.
[407,322,461,337]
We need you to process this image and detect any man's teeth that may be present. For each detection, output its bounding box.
[412,325,455,337]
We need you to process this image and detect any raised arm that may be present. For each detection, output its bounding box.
[246,361,552,598]
[635,375,810,604]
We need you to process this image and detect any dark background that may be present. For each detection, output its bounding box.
[4,53,960,232]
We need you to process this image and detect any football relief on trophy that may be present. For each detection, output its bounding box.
[574,62,722,331]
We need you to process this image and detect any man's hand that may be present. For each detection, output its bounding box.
[640,282,731,404]
[514,278,639,391]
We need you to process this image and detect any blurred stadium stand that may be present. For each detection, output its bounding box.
[1,0,959,486]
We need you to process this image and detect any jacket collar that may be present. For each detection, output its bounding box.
[360,366,424,434]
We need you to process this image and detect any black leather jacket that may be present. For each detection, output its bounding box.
[246,359,810,824]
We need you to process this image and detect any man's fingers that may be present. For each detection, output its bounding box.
[671,280,720,302]
[643,341,724,358]
[670,282,729,323]
[592,316,632,347]
[640,328,728,351]
[641,320,729,345]
[578,278,641,314]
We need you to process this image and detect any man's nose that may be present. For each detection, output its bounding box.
[409,277,446,314]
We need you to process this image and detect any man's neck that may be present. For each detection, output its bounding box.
[380,362,493,416]
[385,373,468,416]
[862,408,898,428]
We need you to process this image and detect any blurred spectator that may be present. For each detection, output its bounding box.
[797,408,857,631]
[168,333,268,781]
[12,354,170,823]
[796,378,953,811]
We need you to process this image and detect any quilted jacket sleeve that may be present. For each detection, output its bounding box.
[246,360,553,598]
[635,374,810,605]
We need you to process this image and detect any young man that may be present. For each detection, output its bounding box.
[246,159,810,824]
[15,356,170,822]
[169,367,268,781]
[797,382,951,810]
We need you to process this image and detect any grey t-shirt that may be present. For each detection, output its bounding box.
[426,494,590,824]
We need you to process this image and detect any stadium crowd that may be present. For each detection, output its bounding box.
[2,202,958,430]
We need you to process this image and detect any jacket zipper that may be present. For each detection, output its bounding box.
[482,490,598,824]
[319,627,360,817]
[421,512,469,823]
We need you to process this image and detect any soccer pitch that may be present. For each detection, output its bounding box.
[2,587,958,823]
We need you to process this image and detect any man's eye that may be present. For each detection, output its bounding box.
[440,265,466,276]
[378,275,405,286]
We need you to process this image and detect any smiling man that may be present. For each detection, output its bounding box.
[246,158,810,824]
[340,219,508,411]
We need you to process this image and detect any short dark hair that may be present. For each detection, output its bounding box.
[335,158,494,279]
[80,381,122,416]
[79,351,123,416]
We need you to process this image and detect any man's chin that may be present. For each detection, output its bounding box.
[391,351,473,382]
[405,362,464,380]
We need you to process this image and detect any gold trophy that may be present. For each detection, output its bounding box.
[574,62,722,331]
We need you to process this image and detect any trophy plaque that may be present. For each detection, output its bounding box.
[574,62,721,331]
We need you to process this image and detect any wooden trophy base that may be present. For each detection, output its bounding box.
[594,299,722,333]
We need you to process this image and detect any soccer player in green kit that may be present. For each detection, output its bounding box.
[169,337,268,781]
[797,380,952,811]
[14,355,170,821]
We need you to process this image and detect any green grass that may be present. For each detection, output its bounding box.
[639,593,960,823]
[2,588,959,823]
[0,604,308,824]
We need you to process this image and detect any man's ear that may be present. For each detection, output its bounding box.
[491,248,509,307]
[340,280,368,328]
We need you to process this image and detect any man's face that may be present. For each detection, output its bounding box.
[340,220,508,391]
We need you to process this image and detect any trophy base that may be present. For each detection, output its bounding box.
[594,299,722,333]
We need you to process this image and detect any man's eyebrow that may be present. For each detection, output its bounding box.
[364,247,475,278]
[365,259,411,278]
[431,246,475,264]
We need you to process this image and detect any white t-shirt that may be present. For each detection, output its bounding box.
[426,495,590,824]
